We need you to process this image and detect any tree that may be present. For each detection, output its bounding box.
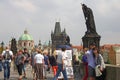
[0,41,4,54]
[11,38,17,55]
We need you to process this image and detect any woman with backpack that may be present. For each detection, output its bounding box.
[15,50,25,80]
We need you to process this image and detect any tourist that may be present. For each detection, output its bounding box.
[85,43,96,80]
[0,54,2,72]
[43,49,50,79]
[93,48,106,80]
[82,48,88,80]
[2,46,13,80]
[53,48,57,59]
[49,54,58,76]
[15,50,25,80]
[22,48,30,79]
[31,47,38,80]
[53,48,68,80]
[73,55,79,65]
[34,50,44,80]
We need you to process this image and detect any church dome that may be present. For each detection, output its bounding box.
[19,30,33,41]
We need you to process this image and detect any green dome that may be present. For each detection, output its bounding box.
[19,30,33,41]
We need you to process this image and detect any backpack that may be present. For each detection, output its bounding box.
[23,52,30,63]
[82,54,88,63]
[15,54,24,65]
[3,51,11,60]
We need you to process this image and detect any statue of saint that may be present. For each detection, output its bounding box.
[82,4,97,34]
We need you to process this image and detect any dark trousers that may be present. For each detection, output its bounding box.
[0,61,2,71]
[96,68,106,80]
[3,61,10,79]
[17,64,23,75]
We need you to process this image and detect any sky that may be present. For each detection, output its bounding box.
[0,0,120,46]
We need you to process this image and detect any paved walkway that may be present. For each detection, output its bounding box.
[0,63,81,80]
[0,64,54,80]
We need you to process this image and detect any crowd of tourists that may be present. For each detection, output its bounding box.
[0,43,106,80]
[0,45,69,80]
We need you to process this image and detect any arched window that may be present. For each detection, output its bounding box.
[29,43,31,46]
[24,42,26,46]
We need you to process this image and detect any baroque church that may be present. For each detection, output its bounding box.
[18,30,34,52]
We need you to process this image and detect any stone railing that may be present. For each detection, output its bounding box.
[73,63,120,80]
[106,64,120,80]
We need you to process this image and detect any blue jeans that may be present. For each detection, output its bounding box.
[53,63,68,80]
[3,61,10,79]
[0,61,2,71]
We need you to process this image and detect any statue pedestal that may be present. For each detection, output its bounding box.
[82,32,101,48]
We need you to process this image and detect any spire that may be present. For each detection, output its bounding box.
[38,40,41,46]
[24,29,28,34]
[63,28,66,34]
[54,22,61,35]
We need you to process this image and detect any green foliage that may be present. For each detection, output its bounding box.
[11,38,17,55]
[78,55,83,61]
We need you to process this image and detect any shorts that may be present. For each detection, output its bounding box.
[88,66,95,77]
[17,64,23,75]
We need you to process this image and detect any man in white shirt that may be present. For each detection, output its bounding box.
[2,46,13,80]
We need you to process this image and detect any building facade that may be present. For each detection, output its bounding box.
[18,30,34,52]
[51,22,70,51]
[101,44,120,65]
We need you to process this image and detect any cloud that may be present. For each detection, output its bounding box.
[0,0,120,45]
[9,0,37,12]
[96,0,120,16]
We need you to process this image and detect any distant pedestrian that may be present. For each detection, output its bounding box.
[53,48,68,80]
[34,50,44,80]
[0,54,2,72]
[73,55,79,65]
[93,48,106,80]
[31,47,38,79]
[15,50,25,80]
[23,48,30,79]
[2,46,13,80]
[43,50,50,79]
[49,54,58,76]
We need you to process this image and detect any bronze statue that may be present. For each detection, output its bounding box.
[82,4,97,34]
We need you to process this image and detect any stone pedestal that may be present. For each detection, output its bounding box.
[82,32,101,48]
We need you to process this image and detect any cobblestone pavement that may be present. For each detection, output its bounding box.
[0,64,54,80]
[0,63,81,80]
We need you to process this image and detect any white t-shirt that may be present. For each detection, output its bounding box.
[34,54,44,64]
[56,51,68,64]
[2,50,13,62]
[62,52,68,60]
